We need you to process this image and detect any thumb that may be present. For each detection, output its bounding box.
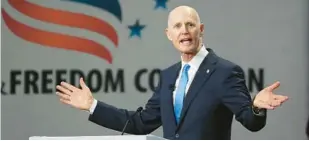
[266,81,280,92]
[79,78,88,89]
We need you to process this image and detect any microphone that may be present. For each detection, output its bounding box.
[121,106,143,135]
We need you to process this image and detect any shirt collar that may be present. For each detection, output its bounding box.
[181,44,209,72]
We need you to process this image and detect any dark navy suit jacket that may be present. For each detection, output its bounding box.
[88,48,266,140]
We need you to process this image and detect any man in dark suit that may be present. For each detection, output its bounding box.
[56,6,288,140]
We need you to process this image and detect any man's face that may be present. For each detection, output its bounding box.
[166,9,204,54]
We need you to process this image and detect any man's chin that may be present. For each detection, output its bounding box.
[179,49,198,55]
[178,46,198,53]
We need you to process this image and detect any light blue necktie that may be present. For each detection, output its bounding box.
[174,64,190,124]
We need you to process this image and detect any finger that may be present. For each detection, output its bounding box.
[79,78,88,90]
[257,102,275,110]
[56,92,70,101]
[56,85,71,95]
[60,98,71,105]
[273,95,288,102]
[265,81,280,92]
[60,81,78,91]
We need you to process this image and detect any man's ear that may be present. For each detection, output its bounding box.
[165,28,172,41]
[200,23,204,37]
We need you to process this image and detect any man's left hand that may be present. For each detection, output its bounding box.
[253,81,288,110]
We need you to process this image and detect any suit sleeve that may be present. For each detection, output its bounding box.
[88,81,162,135]
[221,65,266,132]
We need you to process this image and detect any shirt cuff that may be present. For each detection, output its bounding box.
[89,99,98,114]
[252,106,266,116]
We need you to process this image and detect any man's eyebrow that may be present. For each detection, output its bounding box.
[173,21,195,26]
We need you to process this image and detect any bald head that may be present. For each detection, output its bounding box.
[167,6,201,28]
[165,5,204,57]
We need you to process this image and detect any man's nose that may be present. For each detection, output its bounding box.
[180,25,189,34]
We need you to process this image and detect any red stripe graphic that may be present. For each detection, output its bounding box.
[2,9,113,63]
[8,0,118,46]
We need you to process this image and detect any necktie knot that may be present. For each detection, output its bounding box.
[183,64,190,73]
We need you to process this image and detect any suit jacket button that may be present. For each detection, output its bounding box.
[175,134,179,138]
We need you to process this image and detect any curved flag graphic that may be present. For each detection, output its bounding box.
[2,0,122,64]
[63,0,122,22]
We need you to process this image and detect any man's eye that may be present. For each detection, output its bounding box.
[188,23,194,27]
[175,24,181,28]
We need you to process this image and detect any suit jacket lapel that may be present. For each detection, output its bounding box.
[164,62,181,130]
[176,48,218,130]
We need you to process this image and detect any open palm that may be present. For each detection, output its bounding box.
[253,81,288,110]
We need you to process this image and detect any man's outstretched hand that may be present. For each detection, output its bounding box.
[56,78,94,111]
[253,81,288,110]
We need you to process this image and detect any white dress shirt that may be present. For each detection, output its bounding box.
[89,45,209,114]
[172,46,208,104]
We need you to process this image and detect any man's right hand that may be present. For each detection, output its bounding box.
[56,78,94,111]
